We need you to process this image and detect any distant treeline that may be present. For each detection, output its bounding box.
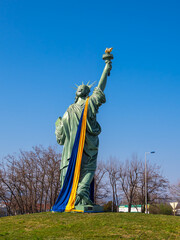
[0,145,172,216]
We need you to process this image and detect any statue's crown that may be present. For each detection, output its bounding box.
[74,81,96,90]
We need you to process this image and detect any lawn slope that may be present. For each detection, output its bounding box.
[0,212,180,239]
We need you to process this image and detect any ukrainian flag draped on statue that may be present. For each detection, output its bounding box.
[52,98,89,212]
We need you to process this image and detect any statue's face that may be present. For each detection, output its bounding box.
[76,85,90,97]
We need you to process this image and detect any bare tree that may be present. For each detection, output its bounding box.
[108,155,169,213]
[169,181,180,202]
[118,155,140,212]
[94,161,109,204]
[105,158,120,212]
[0,145,61,216]
[135,161,169,211]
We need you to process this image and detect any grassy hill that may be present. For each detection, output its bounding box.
[0,212,180,239]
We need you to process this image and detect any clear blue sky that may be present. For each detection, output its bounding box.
[0,0,180,183]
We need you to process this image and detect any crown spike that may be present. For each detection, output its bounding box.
[87,81,90,86]
[89,81,96,88]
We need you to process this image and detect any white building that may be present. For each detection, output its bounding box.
[119,205,142,213]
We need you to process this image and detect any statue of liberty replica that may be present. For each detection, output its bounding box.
[52,48,113,213]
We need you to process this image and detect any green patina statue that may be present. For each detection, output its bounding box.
[55,49,113,209]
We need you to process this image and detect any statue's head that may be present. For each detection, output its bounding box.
[75,82,95,102]
[76,84,90,98]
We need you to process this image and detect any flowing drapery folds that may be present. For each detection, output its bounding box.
[52,98,89,212]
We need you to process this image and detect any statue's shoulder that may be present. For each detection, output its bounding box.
[66,104,74,112]
[68,103,74,108]
[66,103,79,114]
[89,87,106,107]
[90,87,104,97]
[90,87,106,100]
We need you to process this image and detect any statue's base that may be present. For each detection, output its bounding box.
[75,204,104,213]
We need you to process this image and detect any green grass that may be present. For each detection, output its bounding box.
[0,212,180,240]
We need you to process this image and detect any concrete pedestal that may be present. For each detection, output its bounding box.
[75,204,104,213]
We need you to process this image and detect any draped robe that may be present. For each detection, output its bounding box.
[55,87,106,202]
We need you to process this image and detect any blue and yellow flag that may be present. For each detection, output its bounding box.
[52,98,89,212]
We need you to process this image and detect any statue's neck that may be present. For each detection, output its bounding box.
[76,96,87,105]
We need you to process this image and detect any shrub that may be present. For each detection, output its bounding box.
[149,203,172,215]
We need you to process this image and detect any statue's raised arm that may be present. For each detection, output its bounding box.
[98,48,113,92]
